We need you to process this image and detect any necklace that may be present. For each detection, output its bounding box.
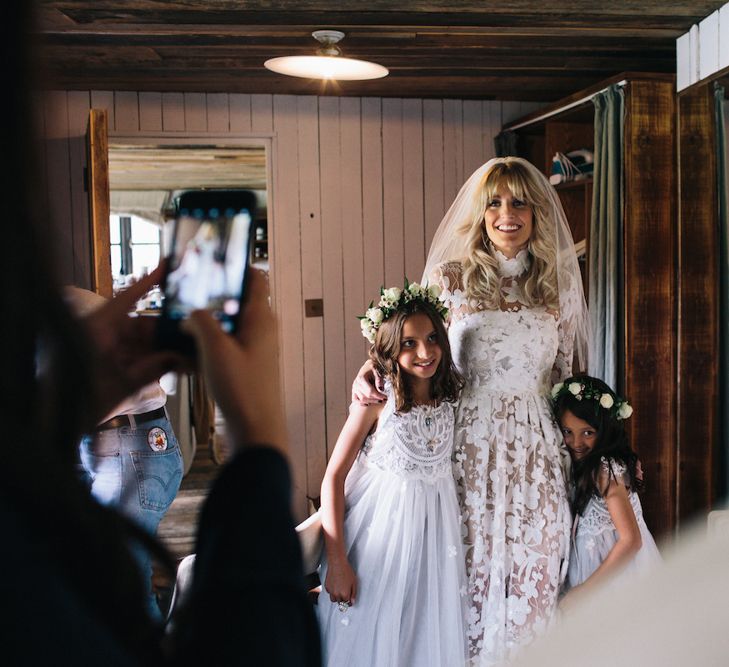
[420,403,438,452]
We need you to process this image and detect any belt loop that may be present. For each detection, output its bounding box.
[129,413,137,429]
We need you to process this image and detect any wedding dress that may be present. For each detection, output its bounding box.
[436,250,572,665]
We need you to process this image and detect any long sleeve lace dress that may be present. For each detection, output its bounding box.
[435,250,572,665]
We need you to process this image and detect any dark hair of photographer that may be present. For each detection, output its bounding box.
[2,6,169,660]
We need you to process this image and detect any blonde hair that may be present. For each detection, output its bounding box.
[458,157,560,311]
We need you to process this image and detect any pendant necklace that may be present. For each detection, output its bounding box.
[423,404,437,452]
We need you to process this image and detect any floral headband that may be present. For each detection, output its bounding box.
[551,379,633,421]
[358,279,448,344]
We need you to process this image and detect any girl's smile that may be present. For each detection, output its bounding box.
[560,409,598,460]
[398,313,442,381]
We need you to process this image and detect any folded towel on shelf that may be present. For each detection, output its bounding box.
[550,149,594,185]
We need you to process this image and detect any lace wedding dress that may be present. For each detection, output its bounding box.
[317,388,467,667]
[567,458,661,589]
[435,250,572,665]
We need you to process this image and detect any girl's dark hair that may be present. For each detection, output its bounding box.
[552,375,641,515]
[369,300,463,412]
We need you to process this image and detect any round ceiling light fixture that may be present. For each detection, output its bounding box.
[264,30,389,81]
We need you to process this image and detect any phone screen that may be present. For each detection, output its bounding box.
[159,190,256,350]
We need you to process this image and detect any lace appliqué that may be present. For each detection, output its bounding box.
[494,248,530,278]
[360,395,455,483]
[430,260,572,664]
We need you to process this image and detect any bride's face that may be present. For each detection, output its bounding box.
[482,186,533,258]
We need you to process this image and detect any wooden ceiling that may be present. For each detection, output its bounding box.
[37,1,724,101]
[109,145,267,191]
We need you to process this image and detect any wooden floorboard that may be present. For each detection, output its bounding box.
[153,433,228,605]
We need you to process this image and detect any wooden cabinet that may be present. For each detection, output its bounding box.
[505,105,594,296]
[503,74,682,538]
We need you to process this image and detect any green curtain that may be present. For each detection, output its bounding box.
[716,83,728,502]
[588,85,625,390]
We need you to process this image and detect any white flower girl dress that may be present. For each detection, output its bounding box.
[317,387,466,667]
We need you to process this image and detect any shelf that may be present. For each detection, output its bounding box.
[553,176,593,190]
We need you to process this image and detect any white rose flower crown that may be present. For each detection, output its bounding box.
[551,378,633,421]
[358,278,449,344]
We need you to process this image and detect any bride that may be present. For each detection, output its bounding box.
[354,157,589,664]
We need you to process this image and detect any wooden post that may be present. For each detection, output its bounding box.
[623,79,678,538]
[87,109,112,297]
[677,82,719,525]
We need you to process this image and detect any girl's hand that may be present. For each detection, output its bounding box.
[324,558,358,606]
[351,359,386,405]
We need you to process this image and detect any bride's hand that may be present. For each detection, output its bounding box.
[351,359,386,405]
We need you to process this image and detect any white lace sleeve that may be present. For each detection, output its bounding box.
[550,309,576,384]
[431,261,472,322]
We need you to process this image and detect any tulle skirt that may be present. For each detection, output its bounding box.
[317,459,467,667]
[568,518,662,589]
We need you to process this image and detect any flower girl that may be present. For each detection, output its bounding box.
[551,376,661,607]
[317,282,467,666]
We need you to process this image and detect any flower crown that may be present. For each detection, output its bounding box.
[551,379,633,420]
[358,279,449,344]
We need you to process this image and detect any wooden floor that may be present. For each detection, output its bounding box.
[153,433,231,605]
[157,442,218,561]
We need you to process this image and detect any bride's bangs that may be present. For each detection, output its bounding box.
[481,163,532,206]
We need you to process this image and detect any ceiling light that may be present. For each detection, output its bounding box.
[264,30,388,81]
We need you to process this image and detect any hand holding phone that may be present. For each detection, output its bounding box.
[158,189,257,355]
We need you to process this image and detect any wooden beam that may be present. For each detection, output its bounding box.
[623,79,677,538]
[677,82,720,523]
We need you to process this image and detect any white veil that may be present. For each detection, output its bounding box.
[421,157,590,371]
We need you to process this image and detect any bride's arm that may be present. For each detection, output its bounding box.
[551,310,576,384]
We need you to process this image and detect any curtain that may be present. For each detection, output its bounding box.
[588,85,625,389]
[716,84,728,501]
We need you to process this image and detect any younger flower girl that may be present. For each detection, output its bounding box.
[551,376,661,608]
[317,282,466,666]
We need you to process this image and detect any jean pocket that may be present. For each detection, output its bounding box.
[131,447,183,511]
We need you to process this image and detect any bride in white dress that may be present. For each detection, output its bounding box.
[426,158,589,664]
[355,157,589,665]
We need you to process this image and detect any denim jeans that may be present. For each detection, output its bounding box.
[80,415,183,622]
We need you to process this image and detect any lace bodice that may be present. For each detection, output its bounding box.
[433,259,573,393]
[577,458,644,538]
[360,391,455,482]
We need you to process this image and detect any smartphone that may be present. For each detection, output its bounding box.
[157,189,257,355]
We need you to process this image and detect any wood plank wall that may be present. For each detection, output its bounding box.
[39,90,540,519]
[677,84,719,524]
[623,80,678,538]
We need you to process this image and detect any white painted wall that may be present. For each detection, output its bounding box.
[39,90,541,517]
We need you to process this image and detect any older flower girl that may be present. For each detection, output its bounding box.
[317,282,467,666]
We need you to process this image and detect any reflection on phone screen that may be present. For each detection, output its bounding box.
[164,208,251,333]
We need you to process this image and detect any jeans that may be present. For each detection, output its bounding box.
[80,415,183,622]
